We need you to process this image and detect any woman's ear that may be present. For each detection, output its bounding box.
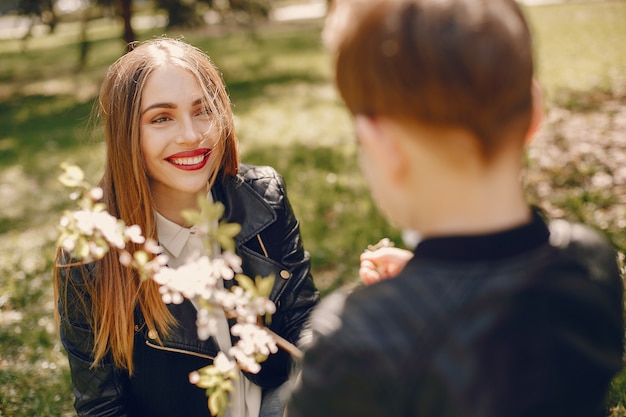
[525,78,544,144]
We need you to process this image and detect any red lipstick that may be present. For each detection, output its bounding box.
[165,148,211,171]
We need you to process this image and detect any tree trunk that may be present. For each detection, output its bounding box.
[119,0,135,49]
[158,0,198,28]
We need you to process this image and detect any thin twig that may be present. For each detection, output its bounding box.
[266,327,303,360]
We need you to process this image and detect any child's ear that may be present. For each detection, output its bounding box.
[525,78,544,144]
[354,114,379,148]
[355,115,406,183]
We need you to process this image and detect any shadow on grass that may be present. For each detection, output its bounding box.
[0,94,95,169]
[242,143,401,293]
[550,86,626,112]
[226,72,327,110]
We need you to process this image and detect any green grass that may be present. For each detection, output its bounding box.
[1,1,626,415]
[526,1,626,103]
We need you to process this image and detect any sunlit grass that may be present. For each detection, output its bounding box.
[526,1,626,105]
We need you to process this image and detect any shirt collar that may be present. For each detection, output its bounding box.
[155,192,214,258]
[155,211,195,258]
[413,208,550,262]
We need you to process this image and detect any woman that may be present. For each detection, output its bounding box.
[54,38,319,417]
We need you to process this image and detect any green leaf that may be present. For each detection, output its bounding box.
[93,237,110,253]
[255,275,275,298]
[208,390,229,417]
[198,373,222,389]
[134,250,149,265]
[219,222,241,238]
[181,208,202,226]
[221,380,235,392]
[199,198,225,220]
[196,298,213,312]
[75,238,90,260]
[234,274,257,296]
[254,353,269,363]
[216,222,241,252]
[216,236,234,253]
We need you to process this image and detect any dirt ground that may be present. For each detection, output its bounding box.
[525,89,626,253]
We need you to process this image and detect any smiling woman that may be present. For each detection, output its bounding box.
[139,65,222,225]
[53,37,319,417]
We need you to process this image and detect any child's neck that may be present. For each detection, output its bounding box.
[409,149,531,237]
[417,189,531,238]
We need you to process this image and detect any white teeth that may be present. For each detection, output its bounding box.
[170,155,205,165]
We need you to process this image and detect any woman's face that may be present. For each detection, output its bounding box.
[140,64,220,205]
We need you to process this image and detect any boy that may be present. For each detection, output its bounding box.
[286,0,624,416]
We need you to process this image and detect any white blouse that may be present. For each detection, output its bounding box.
[155,209,262,417]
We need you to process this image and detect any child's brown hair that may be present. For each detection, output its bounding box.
[324,0,534,159]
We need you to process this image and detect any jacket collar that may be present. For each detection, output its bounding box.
[211,173,277,245]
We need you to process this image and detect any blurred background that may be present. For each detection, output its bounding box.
[0,0,625,415]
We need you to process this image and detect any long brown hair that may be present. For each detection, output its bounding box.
[55,38,239,373]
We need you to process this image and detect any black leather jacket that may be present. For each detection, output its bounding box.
[288,212,624,417]
[58,164,319,417]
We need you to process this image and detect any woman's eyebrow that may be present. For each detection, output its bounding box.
[142,102,176,115]
[141,99,205,115]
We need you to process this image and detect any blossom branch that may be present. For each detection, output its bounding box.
[56,163,301,417]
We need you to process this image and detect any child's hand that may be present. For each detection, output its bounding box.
[359,247,413,285]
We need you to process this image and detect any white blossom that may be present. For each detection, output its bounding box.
[196,308,219,340]
[58,163,85,187]
[214,352,237,374]
[229,344,261,374]
[189,371,200,384]
[144,238,163,254]
[154,267,185,304]
[73,210,96,235]
[211,258,235,281]
[89,242,107,259]
[88,187,104,200]
[221,251,242,273]
[119,251,132,266]
[231,324,278,357]
[60,235,76,252]
[124,225,146,244]
[59,215,70,228]
[94,212,126,249]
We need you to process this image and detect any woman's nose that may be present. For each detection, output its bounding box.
[176,116,202,145]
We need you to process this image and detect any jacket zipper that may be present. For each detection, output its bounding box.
[145,340,215,361]
[256,234,269,257]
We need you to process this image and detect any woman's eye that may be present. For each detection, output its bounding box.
[196,107,212,117]
[152,116,170,124]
